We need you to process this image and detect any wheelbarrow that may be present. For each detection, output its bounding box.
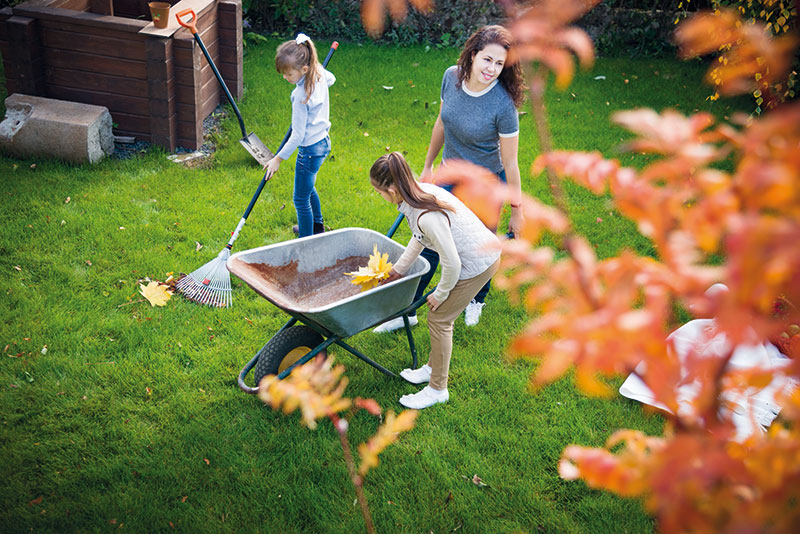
[230,224,430,393]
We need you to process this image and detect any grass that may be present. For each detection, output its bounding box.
[0,39,749,533]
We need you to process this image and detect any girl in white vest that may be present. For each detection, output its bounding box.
[371,153,501,409]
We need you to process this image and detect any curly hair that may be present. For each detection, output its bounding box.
[456,25,525,108]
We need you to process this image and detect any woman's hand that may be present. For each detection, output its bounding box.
[508,205,524,237]
[419,165,435,183]
[264,156,282,180]
[426,294,441,311]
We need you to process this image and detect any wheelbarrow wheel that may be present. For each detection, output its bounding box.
[253,326,326,385]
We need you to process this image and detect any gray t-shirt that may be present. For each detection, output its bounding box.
[440,66,519,175]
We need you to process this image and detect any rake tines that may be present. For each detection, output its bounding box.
[177,248,232,308]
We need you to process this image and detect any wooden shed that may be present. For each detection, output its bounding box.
[0,0,243,150]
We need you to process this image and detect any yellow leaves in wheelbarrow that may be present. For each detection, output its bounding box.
[346,244,393,291]
[139,281,173,307]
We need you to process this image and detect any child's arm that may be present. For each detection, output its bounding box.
[418,212,460,305]
[392,238,424,276]
[273,90,310,164]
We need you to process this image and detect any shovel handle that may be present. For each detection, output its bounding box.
[175,9,197,34]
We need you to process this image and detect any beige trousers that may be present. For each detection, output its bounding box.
[427,258,501,390]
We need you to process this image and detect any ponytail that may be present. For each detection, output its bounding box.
[370,153,452,220]
[275,34,321,103]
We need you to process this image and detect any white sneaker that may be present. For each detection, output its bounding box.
[464,300,485,327]
[400,364,432,384]
[373,315,417,333]
[399,385,449,409]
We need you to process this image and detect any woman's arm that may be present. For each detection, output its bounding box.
[420,110,445,183]
[499,134,524,236]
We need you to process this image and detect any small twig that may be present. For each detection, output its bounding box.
[85,361,116,365]
[525,65,570,217]
[117,298,146,308]
[330,413,375,534]
[525,63,600,310]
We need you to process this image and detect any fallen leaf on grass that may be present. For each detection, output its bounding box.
[139,281,173,307]
[28,496,43,506]
[462,474,489,488]
[65,196,70,203]
[472,474,488,487]
[203,458,210,465]
[145,387,152,395]
[195,242,203,252]
[181,496,187,503]
[13,265,21,271]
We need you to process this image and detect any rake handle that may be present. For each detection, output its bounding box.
[225,40,339,249]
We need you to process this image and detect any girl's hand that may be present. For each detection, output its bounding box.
[264,156,282,180]
[380,269,403,285]
[426,294,441,311]
[508,205,524,237]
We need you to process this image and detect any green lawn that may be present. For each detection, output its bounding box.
[0,40,747,533]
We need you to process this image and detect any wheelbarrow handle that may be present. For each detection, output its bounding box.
[175,9,197,34]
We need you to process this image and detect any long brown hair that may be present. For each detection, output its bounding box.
[456,25,524,107]
[370,153,452,219]
[275,37,320,103]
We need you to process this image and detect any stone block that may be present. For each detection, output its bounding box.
[0,93,114,163]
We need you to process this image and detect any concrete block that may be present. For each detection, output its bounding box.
[0,93,114,164]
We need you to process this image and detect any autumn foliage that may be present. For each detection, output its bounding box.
[359,1,800,532]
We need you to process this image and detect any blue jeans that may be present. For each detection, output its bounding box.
[410,169,509,314]
[294,136,330,237]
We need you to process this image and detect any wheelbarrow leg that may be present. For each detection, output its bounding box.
[238,352,262,394]
[402,315,418,369]
[334,339,397,378]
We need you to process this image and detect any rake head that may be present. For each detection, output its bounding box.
[176,248,232,308]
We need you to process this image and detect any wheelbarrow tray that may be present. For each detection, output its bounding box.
[227,228,429,338]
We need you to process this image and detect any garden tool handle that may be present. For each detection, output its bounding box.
[175,9,197,34]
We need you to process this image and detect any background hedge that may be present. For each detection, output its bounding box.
[243,0,717,56]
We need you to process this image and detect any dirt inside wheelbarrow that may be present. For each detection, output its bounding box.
[234,255,370,310]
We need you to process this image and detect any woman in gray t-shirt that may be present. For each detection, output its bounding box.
[373,25,525,334]
[421,25,525,327]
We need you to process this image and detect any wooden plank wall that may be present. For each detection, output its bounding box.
[38,18,152,141]
[0,8,18,96]
[218,0,241,101]
[1,1,242,150]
